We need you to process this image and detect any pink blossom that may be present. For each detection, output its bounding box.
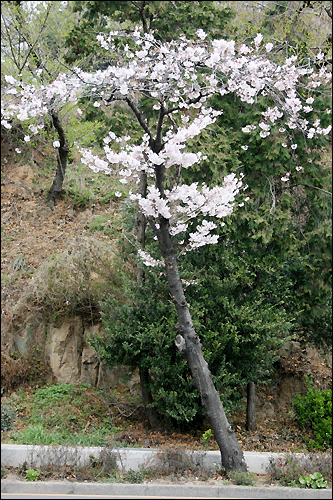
[138,249,164,267]
[196,29,207,40]
[254,33,263,48]
[1,120,12,129]
[4,75,17,85]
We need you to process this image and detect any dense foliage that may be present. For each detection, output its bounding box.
[1,402,16,432]
[293,377,332,450]
[97,244,295,427]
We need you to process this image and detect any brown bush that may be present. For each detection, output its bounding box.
[1,348,30,393]
[1,344,53,393]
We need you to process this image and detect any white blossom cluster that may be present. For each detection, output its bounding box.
[1,29,331,267]
[130,174,241,253]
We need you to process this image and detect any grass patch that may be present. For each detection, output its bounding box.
[143,446,213,481]
[228,470,255,486]
[9,422,117,447]
[2,383,122,447]
[89,213,123,236]
[65,161,126,209]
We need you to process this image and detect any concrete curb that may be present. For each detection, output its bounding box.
[2,445,331,499]
[1,479,332,499]
[2,444,289,473]
[0,444,313,474]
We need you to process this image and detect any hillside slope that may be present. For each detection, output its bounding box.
[1,131,332,456]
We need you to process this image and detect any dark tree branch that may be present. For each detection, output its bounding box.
[125,97,152,139]
[154,104,166,151]
[48,109,69,208]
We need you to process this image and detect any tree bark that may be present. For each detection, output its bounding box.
[246,381,257,431]
[48,110,69,209]
[157,216,247,472]
[139,366,160,430]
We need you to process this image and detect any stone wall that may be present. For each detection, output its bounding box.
[1,315,141,396]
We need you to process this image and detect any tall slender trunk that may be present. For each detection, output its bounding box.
[139,366,159,430]
[246,381,257,431]
[158,216,247,472]
[48,110,69,208]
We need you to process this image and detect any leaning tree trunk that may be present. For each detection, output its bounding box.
[48,110,69,209]
[157,216,247,472]
[246,381,257,431]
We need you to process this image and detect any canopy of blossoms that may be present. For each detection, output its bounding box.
[2,28,331,265]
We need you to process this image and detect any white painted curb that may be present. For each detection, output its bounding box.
[1,444,294,473]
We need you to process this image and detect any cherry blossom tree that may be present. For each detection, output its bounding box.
[1,0,77,207]
[1,27,331,472]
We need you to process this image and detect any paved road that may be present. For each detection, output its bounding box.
[1,480,332,499]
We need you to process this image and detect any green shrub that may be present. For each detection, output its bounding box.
[299,472,328,489]
[228,470,255,486]
[124,469,144,483]
[293,377,332,450]
[33,383,75,405]
[202,428,213,448]
[25,469,40,481]
[1,402,16,432]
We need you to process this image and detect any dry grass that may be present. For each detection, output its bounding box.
[12,236,123,321]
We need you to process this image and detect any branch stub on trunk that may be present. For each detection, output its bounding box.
[175,334,186,353]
